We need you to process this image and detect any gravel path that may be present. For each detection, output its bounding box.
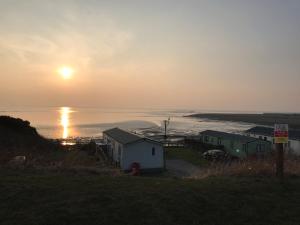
[166,159,203,178]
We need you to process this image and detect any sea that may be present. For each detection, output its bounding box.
[0,107,255,140]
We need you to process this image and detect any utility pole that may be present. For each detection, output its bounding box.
[163,117,170,139]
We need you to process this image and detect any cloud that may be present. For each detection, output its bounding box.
[0,5,134,70]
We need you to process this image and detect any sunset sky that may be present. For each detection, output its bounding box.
[1,0,300,112]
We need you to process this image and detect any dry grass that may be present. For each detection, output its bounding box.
[29,166,122,176]
[190,156,300,179]
[0,148,123,176]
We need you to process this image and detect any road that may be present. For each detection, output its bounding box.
[166,159,204,178]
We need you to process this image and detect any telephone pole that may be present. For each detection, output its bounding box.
[163,117,170,139]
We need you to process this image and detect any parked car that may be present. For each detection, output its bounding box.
[202,149,227,161]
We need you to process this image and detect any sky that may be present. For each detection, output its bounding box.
[0,0,300,112]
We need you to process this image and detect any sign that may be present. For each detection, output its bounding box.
[274,124,288,144]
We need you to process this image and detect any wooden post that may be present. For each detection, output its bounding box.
[274,124,288,182]
[276,143,284,181]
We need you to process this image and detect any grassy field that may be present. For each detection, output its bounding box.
[166,147,208,166]
[1,170,299,225]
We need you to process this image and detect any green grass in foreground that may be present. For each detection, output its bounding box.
[0,170,299,225]
[166,147,208,166]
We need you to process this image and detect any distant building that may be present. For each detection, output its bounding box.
[103,128,164,172]
[200,130,272,158]
[245,126,300,155]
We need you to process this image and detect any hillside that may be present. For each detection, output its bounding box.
[0,116,60,163]
[0,170,299,225]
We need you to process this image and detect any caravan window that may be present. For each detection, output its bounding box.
[256,144,264,152]
[152,147,156,156]
[230,141,234,148]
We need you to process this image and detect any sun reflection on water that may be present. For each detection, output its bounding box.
[60,107,71,139]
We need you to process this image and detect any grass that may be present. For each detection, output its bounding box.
[0,169,300,225]
[166,147,208,166]
[193,157,300,178]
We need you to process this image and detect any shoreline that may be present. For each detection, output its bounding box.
[187,113,300,129]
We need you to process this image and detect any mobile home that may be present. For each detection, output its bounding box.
[103,128,164,172]
[200,130,272,158]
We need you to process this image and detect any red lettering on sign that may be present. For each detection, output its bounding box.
[274,131,288,137]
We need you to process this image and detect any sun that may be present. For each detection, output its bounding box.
[58,66,74,79]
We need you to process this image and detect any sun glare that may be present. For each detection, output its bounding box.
[58,66,74,79]
[60,107,71,139]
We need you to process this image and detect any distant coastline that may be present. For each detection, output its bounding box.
[186,113,300,129]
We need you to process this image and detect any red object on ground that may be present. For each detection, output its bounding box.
[130,162,140,176]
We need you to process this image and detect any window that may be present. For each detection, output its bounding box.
[256,144,263,152]
[204,136,209,142]
[152,147,156,156]
[218,138,222,145]
[263,137,267,141]
[230,141,234,148]
[243,144,248,154]
[117,146,121,162]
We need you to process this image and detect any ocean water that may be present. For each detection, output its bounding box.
[0,107,255,139]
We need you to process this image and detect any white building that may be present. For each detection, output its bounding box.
[103,128,165,172]
[245,126,300,155]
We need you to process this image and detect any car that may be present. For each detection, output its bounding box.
[202,149,227,161]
